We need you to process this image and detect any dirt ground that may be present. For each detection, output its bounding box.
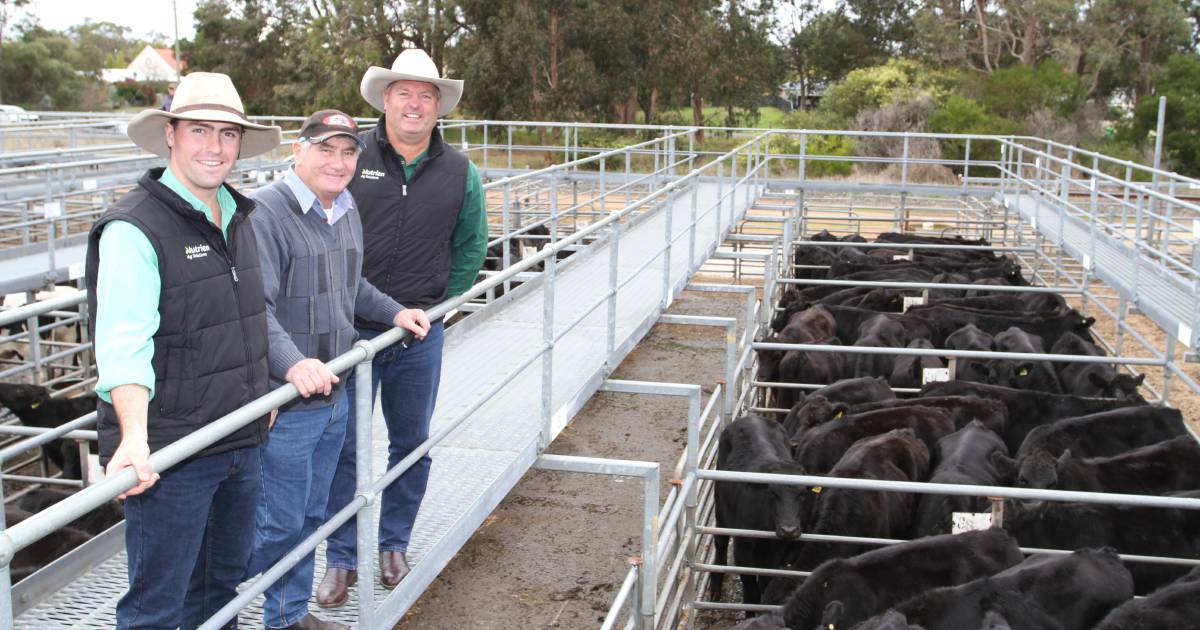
[393,286,752,630]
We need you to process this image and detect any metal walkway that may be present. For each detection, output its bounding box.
[14,179,753,628]
[1002,192,1199,349]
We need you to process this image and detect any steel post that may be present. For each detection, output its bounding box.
[354,357,375,629]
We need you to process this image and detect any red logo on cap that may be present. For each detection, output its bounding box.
[323,114,355,129]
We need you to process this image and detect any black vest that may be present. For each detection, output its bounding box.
[85,169,270,463]
[349,121,468,323]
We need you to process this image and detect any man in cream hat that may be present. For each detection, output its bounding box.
[84,71,281,629]
[316,48,487,607]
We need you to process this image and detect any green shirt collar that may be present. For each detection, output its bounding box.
[158,167,237,238]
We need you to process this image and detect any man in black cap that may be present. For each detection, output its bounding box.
[244,109,429,630]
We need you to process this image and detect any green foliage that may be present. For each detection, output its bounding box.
[113,79,159,107]
[930,95,1015,171]
[1126,54,1200,177]
[819,59,960,121]
[0,35,86,109]
[770,130,855,178]
[979,61,1083,119]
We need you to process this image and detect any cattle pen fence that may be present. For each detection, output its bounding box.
[1,118,1199,627]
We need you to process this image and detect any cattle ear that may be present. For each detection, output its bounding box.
[831,402,849,420]
[1133,373,1146,386]
[1056,449,1073,470]
[990,451,1017,481]
[1084,316,1096,327]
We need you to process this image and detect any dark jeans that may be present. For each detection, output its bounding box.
[323,321,444,569]
[117,447,260,630]
[246,394,348,627]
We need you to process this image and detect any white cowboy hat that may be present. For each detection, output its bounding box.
[126,72,282,159]
[360,49,463,117]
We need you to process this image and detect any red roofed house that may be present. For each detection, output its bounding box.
[100,45,184,83]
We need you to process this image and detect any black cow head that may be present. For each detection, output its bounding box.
[764,461,808,540]
[1017,449,1070,491]
[989,450,1018,485]
[1088,372,1146,400]
[0,383,51,412]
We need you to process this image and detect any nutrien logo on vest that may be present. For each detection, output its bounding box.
[360,168,385,180]
[184,244,211,260]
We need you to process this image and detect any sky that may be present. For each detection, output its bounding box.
[17,0,201,41]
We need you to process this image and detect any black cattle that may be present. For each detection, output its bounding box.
[777,337,845,412]
[889,338,944,389]
[852,395,1007,436]
[754,529,1022,629]
[1018,291,1069,313]
[988,326,1063,394]
[5,506,91,583]
[0,383,95,479]
[1004,497,1200,593]
[1017,435,1200,495]
[912,421,1015,537]
[918,381,1144,452]
[944,323,993,383]
[1095,566,1200,629]
[853,288,916,313]
[787,430,930,573]
[850,314,909,379]
[904,304,1094,348]
[1016,406,1186,462]
[824,305,933,347]
[810,376,896,406]
[882,548,1133,630]
[781,394,849,440]
[1049,331,1146,400]
[791,406,954,474]
[710,416,810,607]
[19,487,124,535]
[763,305,839,408]
[931,293,1063,314]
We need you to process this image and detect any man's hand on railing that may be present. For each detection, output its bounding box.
[286,358,339,398]
[106,437,158,499]
[394,308,431,340]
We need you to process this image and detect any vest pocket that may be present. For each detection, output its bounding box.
[157,345,196,418]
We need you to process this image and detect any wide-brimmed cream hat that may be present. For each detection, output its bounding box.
[360,49,463,117]
[126,72,282,159]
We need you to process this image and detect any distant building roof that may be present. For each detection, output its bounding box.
[154,48,183,73]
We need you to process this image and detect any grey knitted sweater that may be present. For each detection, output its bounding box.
[250,177,403,410]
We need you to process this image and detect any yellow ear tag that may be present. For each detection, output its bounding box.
[833,410,844,420]
[811,486,823,494]
[1018,367,1030,377]
[30,401,41,410]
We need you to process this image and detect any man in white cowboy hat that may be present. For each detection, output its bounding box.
[316,48,487,607]
[84,71,282,629]
[242,109,430,630]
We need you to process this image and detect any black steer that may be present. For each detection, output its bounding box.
[1050,331,1146,400]
[810,376,896,406]
[711,416,810,607]
[918,380,1144,452]
[1004,497,1200,593]
[852,395,1007,436]
[791,405,954,474]
[988,326,1063,394]
[1016,405,1187,459]
[944,323,993,384]
[912,421,1015,537]
[889,338,944,389]
[757,529,1022,629]
[1017,435,1200,496]
[0,382,95,479]
[883,548,1134,630]
[1094,566,1200,629]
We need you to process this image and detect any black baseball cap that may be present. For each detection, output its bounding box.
[298,109,366,149]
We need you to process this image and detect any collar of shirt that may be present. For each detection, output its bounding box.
[158,167,237,237]
[282,166,354,225]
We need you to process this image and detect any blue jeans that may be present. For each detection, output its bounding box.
[246,394,348,628]
[323,321,444,569]
[117,447,260,630]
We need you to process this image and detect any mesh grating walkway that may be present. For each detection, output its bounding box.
[1002,192,1198,347]
[15,179,753,628]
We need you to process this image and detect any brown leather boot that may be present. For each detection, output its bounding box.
[379,551,410,588]
[315,567,356,608]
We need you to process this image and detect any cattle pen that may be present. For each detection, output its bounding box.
[0,115,1198,628]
